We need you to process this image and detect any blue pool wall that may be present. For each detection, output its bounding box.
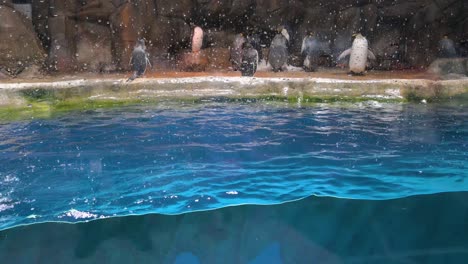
[1,192,468,263]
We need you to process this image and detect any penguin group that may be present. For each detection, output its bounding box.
[229,33,260,77]
[229,25,375,76]
[128,23,465,80]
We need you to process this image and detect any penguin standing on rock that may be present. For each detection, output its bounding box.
[301,32,325,72]
[438,35,457,58]
[268,26,290,72]
[247,33,263,61]
[240,42,259,77]
[337,33,376,75]
[127,39,151,82]
[230,33,246,71]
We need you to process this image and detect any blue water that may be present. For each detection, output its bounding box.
[0,101,467,230]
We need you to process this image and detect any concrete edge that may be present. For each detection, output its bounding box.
[0,77,467,110]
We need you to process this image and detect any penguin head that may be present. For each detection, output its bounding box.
[276,25,284,33]
[352,33,364,41]
[242,42,253,49]
[136,39,146,49]
[276,26,290,42]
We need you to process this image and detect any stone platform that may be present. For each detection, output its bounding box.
[0,70,467,121]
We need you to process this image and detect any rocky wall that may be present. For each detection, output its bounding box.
[0,0,467,76]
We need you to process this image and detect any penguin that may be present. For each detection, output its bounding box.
[230,33,246,71]
[301,32,324,72]
[247,33,263,61]
[127,39,151,82]
[337,33,376,75]
[191,26,204,53]
[268,27,289,72]
[438,35,457,58]
[240,42,259,77]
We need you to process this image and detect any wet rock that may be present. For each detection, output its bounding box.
[47,16,76,72]
[196,0,232,18]
[333,7,361,58]
[0,5,46,76]
[205,48,231,70]
[252,0,304,32]
[377,1,421,19]
[155,0,194,18]
[149,16,191,53]
[45,0,79,72]
[109,2,141,70]
[427,58,467,76]
[229,0,254,17]
[132,0,156,30]
[2,0,468,73]
[371,28,402,70]
[74,0,115,22]
[75,22,114,72]
[17,65,44,79]
[297,7,334,44]
[205,30,236,48]
[31,0,51,50]
[178,51,209,71]
[0,0,13,8]
[360,4,377,36]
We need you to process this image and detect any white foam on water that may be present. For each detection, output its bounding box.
[61,209,97,219]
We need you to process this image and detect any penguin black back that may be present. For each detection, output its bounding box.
[240,42,258,77]
[247,33,263,61]
[128,39,150,82]
[268,33,288,72]
[438,36,457,58]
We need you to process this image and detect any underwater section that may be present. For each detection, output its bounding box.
[0,101,466,231]
[1,192,468,263]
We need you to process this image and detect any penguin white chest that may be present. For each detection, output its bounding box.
[349,38,368,73]
[192,27,204,53]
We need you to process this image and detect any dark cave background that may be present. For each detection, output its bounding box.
[0,0,467,75]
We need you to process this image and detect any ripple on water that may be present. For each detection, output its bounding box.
[0,102,467,230]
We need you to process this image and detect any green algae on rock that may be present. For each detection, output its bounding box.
[0,77,467,122]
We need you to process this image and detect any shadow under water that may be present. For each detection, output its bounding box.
[1,192,468,263]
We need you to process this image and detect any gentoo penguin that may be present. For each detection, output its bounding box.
[191,26,204,53]
[127,39,151,82]
[438,35,457,58]
[230,33,246,71]
[337,33,376,75]
[301,32,323,72]
[268,27,289,72]
[240,42,259,77]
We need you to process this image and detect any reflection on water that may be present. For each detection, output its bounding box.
[0,102,467,230]
[1,192,468,263]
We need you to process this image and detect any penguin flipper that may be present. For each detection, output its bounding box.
[337,48,351,62]
[367,50,376,60]
[254,50,259,74]
[301,37,307,54]
[126,72,138,82]
[146,56,152,69]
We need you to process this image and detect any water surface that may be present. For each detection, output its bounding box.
[0,101,466,230]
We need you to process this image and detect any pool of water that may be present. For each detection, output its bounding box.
[0,101,467,231]
[1,192,468,263]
